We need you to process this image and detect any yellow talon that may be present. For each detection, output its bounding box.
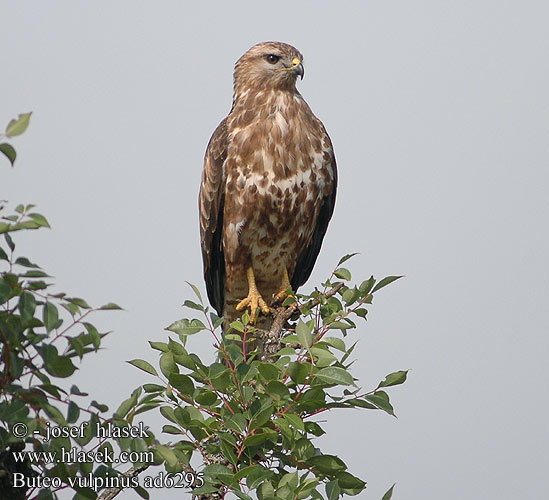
[236,267,270,323]
[273,267,294,304]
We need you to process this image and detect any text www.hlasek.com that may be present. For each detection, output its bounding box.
[12,447,153,465]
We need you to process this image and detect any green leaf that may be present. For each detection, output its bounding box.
[162,424,181,435]
[256,362,279,380]
[15,256,39,268]
[127,359,158,376]
[149,341,169,352]
[315,367,355,386]
[18,291,36,324]
[0,143,16,166]
[71,385,88,396]
[43,301,59,332]
[99,302,123,310]
[310,346,337,368]
[305,421,325,437]
[337,253,359,266]
[154,445,179,468]
[43,404,66,425]
[166,318,206,336]
[381,484,395,500]
[190,484,220,495]
[342,288,359,306]
[67,401,80,423]
[243,432,269,447]
[169,373,194,395]
[233,490,253,500]
[296,319,312,349]
[183,299,204,311]
[226,413,247,434]
[372,275,403,293]
[195,390,217,406]
[258,480,275,499]
[90,400,108,412]
[379,370,408,388]
[159,352,178,377]
[283,413,305,431]
[246,465,273,490]
[22,270,50,278]
[133,485,150,500]
[220,439,237,466]
[46,356,76,378]
[143,383,164,393]
[321,337,346,352]
[186,281,203,304]
[4,233,15,251]
[67,297,90,308]
[326,480,341,500]
[250,404,273,430]
[296,477,320,498]
[266,380,290,400]
[334,268,351,280]
[40,346,76,378]
[6,112,32,137]
[336,471,366,490]
[327,321,352,330]
[347,399,376,410]
[307,455,347,474]
[359,276,375,295]
[229,320,245,333]
[364,391,395,416]
[341,340,358,364]
[354,308,368,318]
[288,361,311,384]
[28,213,50,228]
[203,463,233,484]
[117,394,138,419]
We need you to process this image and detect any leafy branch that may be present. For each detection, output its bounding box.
[123,256,405,500]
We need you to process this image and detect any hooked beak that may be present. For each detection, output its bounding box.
[291,57,305,80]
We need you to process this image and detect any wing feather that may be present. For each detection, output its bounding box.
[199,118,228,315]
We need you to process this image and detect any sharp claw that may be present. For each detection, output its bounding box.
[236,291,269,324]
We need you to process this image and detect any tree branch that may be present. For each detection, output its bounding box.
[260,282,344,360]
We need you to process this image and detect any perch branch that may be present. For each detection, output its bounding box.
[260,282,344,360]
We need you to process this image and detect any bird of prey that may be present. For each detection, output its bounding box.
[199,41,337,332]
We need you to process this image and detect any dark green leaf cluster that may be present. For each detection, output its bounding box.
[0,203,145,500]
[125,255,406,499]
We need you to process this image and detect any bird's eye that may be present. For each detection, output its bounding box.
[266,54,280,64]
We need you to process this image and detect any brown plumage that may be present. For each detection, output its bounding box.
[199,41,337,332]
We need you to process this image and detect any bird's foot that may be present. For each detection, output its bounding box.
[272,267,295,306]
[236,289,270,324]
[273,288,294,305]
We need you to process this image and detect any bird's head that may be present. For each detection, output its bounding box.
[233,41,305,96]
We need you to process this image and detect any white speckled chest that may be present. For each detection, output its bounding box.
[222,92,334,278]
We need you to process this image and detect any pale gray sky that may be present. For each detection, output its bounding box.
[2,1,548,499]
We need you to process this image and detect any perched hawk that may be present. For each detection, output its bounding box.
[199,41,337,331]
